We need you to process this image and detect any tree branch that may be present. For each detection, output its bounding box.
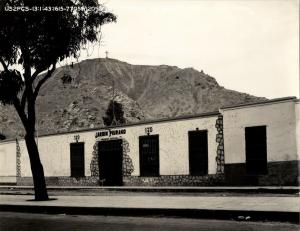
[20,46,31,81]
[31,68,43,83]
[13,96,29,131]
[20,68,43,110]
[0,57,9,72]
[21,90,25,109]
[20,86,27,110]
[33,63,56,100]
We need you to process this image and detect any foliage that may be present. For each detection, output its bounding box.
[0,133,6,140]
[0,0,116,73]
[61,73,73,85]
[0,70,24,105]
[0,0,116,200]
[103,100,126,126]
[0,0,116,119]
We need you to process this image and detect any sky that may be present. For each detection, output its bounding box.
[79,0,299,99]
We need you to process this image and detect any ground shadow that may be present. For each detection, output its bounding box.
[26,198,58,202]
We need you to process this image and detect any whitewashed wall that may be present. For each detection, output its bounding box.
[20,132,96,177]
[20,115,219,177]
[95,115,219,176]
[222,100,298,164]
[0,140,16,183]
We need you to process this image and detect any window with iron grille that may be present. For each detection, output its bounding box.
[139,135,159,177]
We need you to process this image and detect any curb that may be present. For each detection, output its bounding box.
[0,204,299,224]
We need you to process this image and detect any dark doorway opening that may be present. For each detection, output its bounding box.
[189,130,208,176]
[70,142,85,177]
[98,139,123,186]
[245,126,267,175]
[139,135,159,177]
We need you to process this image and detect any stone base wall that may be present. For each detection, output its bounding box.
[17,160,299,186]
[17,176,99,186]
[123,174,225,186]
[224,160,300,186]
[17,175,225,186]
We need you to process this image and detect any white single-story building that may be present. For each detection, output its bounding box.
[0,96,299,186]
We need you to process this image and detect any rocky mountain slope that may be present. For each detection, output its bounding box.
[0,58,265,139]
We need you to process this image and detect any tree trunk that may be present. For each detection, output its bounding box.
[24,132,49,201]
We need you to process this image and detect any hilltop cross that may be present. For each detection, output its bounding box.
[105,51,109,59]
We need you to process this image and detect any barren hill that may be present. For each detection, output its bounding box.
[0,58,265,139]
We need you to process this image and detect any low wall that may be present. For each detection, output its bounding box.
[224,160,300,186]
[17,176,99,186]
[123,175,225,186]
[17,175,225,186]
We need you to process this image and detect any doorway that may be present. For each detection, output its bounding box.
[245,126,267,175]
[188,130,208,176]
[98,139,123,186]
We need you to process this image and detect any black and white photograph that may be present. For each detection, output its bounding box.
[0,0,299,230]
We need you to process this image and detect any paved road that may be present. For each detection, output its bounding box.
[0,212,299,231]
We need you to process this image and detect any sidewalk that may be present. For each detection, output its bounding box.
[0,193,299,223]
[1,185,299,194]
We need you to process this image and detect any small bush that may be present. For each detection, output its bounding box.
[0,133,6,140]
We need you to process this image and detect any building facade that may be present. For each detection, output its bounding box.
[0,97,299,186]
